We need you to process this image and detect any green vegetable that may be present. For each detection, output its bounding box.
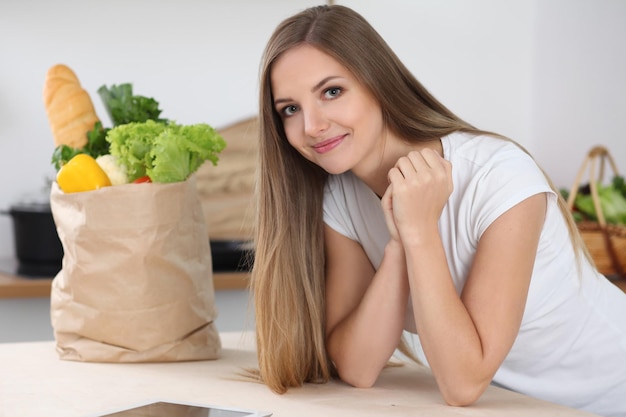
[98,84,167,126]
[49,81,224,182]
[106,120,226,183]
[147,123,226,183]
[612,175,626,197]
[51,121,110,170]
[106,120,165,181]
[575,181,626,225]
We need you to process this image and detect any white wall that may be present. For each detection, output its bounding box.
[0,0,624,261]
[345,0,535,147]
[531,0,626,187]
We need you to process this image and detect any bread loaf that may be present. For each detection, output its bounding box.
[43,64,100,148]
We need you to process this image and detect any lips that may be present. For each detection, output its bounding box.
[312,134,346,154]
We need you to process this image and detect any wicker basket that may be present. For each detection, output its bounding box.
[567,146,626,278]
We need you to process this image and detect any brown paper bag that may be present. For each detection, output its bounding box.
[49,175,221,362]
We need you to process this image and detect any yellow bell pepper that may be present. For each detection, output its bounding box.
[56,153,112,193]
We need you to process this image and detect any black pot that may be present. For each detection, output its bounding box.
[210,240,253,272]
[3,202,64,265]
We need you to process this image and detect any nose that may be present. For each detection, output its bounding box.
[303,105,329,138]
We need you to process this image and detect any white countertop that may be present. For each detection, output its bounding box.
[0,332,597,417]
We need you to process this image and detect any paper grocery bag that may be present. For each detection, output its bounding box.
[49,175,221,362]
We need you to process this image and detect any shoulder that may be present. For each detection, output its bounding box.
[442,132,554,236]
[443,132,546,184]
[443,132,532,167]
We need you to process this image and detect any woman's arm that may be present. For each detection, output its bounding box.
[324,224,409,388]
[387,149,546,406]
[407,194,544,405]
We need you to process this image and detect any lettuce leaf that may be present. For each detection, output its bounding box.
[147,123,226,183]
[106,120,225,183]
[575,182,626,225]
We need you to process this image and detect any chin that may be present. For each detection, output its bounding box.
[321,165,351,175]
[310,155,353,176]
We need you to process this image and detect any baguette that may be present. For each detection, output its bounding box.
[43,64,100,149]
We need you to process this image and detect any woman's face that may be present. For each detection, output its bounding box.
[270,44,386,175]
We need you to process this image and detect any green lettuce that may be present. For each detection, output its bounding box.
[106,120,226,183]
[575,182,626,225]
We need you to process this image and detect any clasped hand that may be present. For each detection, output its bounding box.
[382,148,453,246]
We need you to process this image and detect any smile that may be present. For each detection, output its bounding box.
[312,135,346,154]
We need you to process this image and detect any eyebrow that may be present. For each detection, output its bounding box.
[273,76,342,107]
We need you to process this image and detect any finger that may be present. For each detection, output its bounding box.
[394,156,415,177]
[407,149,427,168]
[387,166,405,184]
[380,185,400,241]
[418,148,445,169]
[418,149,453,192]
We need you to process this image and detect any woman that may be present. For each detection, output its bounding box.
[251,5,626,416]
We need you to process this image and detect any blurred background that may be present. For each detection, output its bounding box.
[0,0,625,262]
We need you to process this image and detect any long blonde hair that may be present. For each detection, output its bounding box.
[251,4,590,394]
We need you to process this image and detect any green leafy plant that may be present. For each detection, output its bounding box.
[97,83,167,126]
[107,120,226,183]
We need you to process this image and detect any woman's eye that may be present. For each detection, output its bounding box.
[282,105,298,117]
[324,87,342,99]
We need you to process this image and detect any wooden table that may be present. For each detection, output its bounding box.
[0,270,249,299]
[0,332,598,417]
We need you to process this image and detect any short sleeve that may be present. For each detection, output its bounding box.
[467,145,555,238]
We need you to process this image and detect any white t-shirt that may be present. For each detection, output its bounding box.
[323,132,626,416]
